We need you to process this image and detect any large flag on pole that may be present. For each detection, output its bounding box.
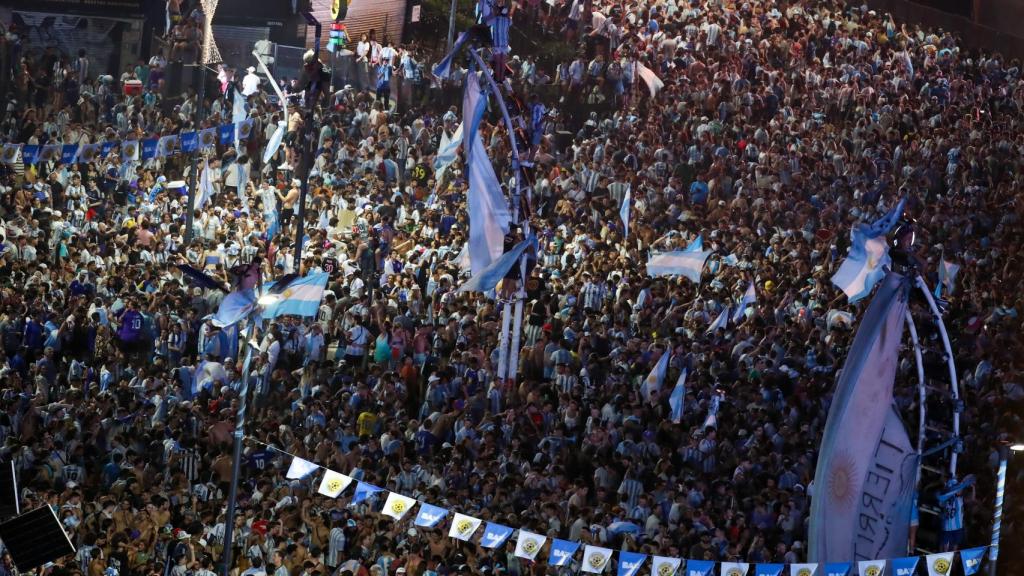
[831,199,905,302]
[458,236,536,293]
[463,69,510,275]
[808,272,917,563]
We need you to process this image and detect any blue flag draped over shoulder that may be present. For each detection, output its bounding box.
[413,503,448,527]
[808,272,917,563]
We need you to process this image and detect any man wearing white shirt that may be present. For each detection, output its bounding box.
[242,66,261,96]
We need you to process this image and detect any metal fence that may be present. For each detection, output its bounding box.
[272,44,307,84]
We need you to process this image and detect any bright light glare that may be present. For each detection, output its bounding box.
[1010,444,1024,452]
[257,294,281,306]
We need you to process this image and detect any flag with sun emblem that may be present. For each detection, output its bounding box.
[78,143,101,163]
[39,144,61,163]
[122,140,140,162]
[925,553,954,576]
[857,560,885,576]
[157,135,179,158]
[651,557,681,576]
[1,144,20,164]
[237,118,255,141]
[448,513,482,541]
[790,564,819,576]
[581,545,612,574]
[721,563,750,576]
[199,128,218,150]
[809,272,916,564]
[316,469,352,497]
[513,530,545,561]
[381,492,417,520]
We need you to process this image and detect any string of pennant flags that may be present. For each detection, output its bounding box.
[269,440,990,576]
[0,118,256,167]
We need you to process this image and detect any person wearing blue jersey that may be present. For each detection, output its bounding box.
[937,475,974,551]
[116,299,145,359]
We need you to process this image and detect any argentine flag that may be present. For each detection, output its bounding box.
[732,281,756,322]
[261,273,330,319]
[669,368,687,423]
[640,350,669,403]
[707,306,730,333]
[831,199,905,302]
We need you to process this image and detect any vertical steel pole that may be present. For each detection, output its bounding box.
[220,319,257,576]
[447,0,457,51]
[988,446,1008,576]
[185,66,207,246]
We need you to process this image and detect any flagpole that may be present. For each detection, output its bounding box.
[988,444,1008,576]
[466,48,527,385]
[185,66,207,246]
[220,318,257,576]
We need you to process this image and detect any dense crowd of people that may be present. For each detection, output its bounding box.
[0,0,1023,575]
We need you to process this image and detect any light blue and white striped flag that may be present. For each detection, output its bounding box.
[669,368,687,423]
[620,185,631,239]
[647,249,712,283]
[732,281,757,322]
[707,306,729,333]
[831,199,905,302]
[261,273,330,319]
[640,349,669,403]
